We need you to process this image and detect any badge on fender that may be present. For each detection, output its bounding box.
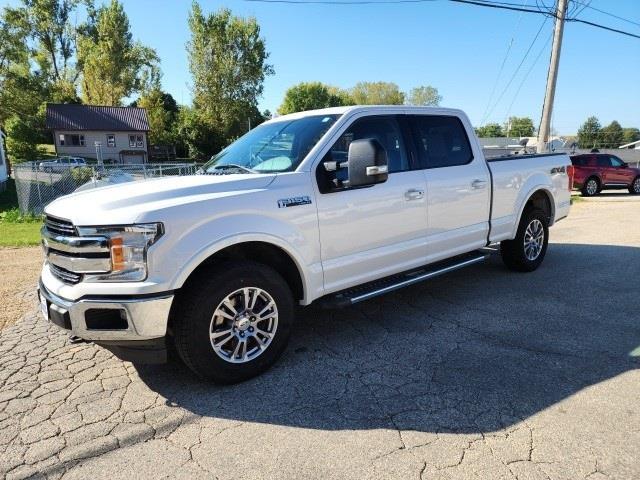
[278,196,312,208]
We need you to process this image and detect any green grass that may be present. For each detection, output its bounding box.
[0,222,42,246]
[0,179,43,247]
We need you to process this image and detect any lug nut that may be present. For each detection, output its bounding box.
[249,327,254,332]
[250,317,256,321]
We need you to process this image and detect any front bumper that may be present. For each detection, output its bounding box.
[38,279,174,362]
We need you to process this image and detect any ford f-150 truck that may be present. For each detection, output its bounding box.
[39,106,571,383]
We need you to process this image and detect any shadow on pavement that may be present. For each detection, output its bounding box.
[137,243,640,434]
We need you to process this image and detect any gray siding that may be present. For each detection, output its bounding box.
[54,130,148,161]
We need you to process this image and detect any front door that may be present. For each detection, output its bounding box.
[607,155,635,185]
[314,115,428,293]
[407,114,491,262]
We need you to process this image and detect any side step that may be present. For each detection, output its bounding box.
[316,251,488,308]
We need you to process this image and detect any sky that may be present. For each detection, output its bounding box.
[3,0,639,134]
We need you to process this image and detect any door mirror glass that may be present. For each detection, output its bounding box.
[347,138,388,187]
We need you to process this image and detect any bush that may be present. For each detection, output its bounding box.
[70,166,94,185]
[0,207,42,224]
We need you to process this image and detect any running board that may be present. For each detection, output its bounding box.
[316,251,488,308]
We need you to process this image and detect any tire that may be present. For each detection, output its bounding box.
[629,176,640,195]
[172,260,294,383]
[500,208,549,272]
[581,177,599,197]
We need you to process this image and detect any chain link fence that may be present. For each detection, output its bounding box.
[13,162,198,214]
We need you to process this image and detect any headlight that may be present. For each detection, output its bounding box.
[76,223,163,282]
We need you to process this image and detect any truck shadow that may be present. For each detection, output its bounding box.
[137,243,640,434]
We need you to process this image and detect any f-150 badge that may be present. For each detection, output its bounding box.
[278,196,312,208]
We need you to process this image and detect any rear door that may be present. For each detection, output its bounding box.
[407,114,491,262]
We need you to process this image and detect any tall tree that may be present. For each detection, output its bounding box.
[78,0,158,105]
[350,81,404,105]
[187,2,273,144]
[599,120,624,148]
[577,116,601,149]
[622,127,640,145]
[475,123,504,137]
[406,86,441,106]
[506,116,535,137]
[136,89,178,145]
[278,82,352,115]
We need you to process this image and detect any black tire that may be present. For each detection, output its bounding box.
[172,260,294,383]
[629,176,640,195]
[581,177,599,197]
[500,208,549,272]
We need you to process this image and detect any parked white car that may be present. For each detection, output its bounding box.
[39,106,571,383]
[39,157,87,172]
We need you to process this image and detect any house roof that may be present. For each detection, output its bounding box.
[619,140,640,149]
[46,104,149,132]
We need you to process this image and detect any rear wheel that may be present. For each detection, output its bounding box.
[581,177,600,197]
[629,176,640,195]
[501,208,549,272]
[581,177,599,197]
[172,261,294,383]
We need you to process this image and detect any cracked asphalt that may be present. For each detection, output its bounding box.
[1,198,639,480]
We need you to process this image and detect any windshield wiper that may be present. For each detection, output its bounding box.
[208,164,257,174]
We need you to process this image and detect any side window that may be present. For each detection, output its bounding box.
[317,115,409,193]
[129,135,136,148]
[107,134,116,148]
[596,156,611,167]
[610,156,624,167]
[409,115,473,168]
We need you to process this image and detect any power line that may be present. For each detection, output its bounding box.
[482,17,549,124]
[244,0,640,40]
[571,0,640,28]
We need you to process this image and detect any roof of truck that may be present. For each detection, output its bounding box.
[268,105,467,123]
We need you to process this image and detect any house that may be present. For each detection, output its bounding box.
[619,140,640,150]
[45,104,150,164]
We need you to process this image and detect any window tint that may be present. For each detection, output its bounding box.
[409,115,473,168]
[596,156,611,167]
[326,116,409,174]
[610,156,624,167]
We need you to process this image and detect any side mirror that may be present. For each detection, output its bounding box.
[347,139,389,187]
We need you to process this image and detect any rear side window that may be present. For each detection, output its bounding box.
[596,156,611,167]
[409,115,473,168]
[571,157,585,166]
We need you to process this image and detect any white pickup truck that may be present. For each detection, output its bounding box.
[39,106,571,383]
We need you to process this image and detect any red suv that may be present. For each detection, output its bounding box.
[569,154,640,197]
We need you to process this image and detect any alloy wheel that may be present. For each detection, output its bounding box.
[586,179,598,196]
[523,219,545,261]
[209,287,278,364]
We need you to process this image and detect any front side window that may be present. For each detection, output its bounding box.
[409,115,473,168]
[610,156,624,167]
[202,114,340,174]
[107,134,116,148]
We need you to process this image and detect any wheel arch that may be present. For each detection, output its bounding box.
[171,235,309,304]
[512,187,555,238]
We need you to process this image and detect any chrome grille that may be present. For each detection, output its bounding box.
[49,263,82,285]
[45,216,76,236]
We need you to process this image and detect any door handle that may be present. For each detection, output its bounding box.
[404,188,424,200]
[471,179,487,189]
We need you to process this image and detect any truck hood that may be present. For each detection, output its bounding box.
[45,173,276,226]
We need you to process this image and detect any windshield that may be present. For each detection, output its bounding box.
[203,114,340,174]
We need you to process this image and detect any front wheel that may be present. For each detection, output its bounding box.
[629,176,640,195]
[500,208,549,272]
[172,261,294,383]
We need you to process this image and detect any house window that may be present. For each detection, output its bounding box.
[63,134,84,146]
[107,134,116,148]
[59,134,65,146]
[129,134,144,148]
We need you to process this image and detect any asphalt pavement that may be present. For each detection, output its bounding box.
[1,196,639,479]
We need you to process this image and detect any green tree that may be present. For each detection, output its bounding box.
[350,81,404,105]
[475,123,504,137]
[78,0,158,105]
[136,89,178,145]
[406,86,441,106]
[278,82,352,114]
[187,2,273,146]
[174,106,222,160]
[577,116,601,149]
[599,120,624,148]
[506,116,535,137]
[622,127,640,145]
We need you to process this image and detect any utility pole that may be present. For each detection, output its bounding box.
[537,0,568,153]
